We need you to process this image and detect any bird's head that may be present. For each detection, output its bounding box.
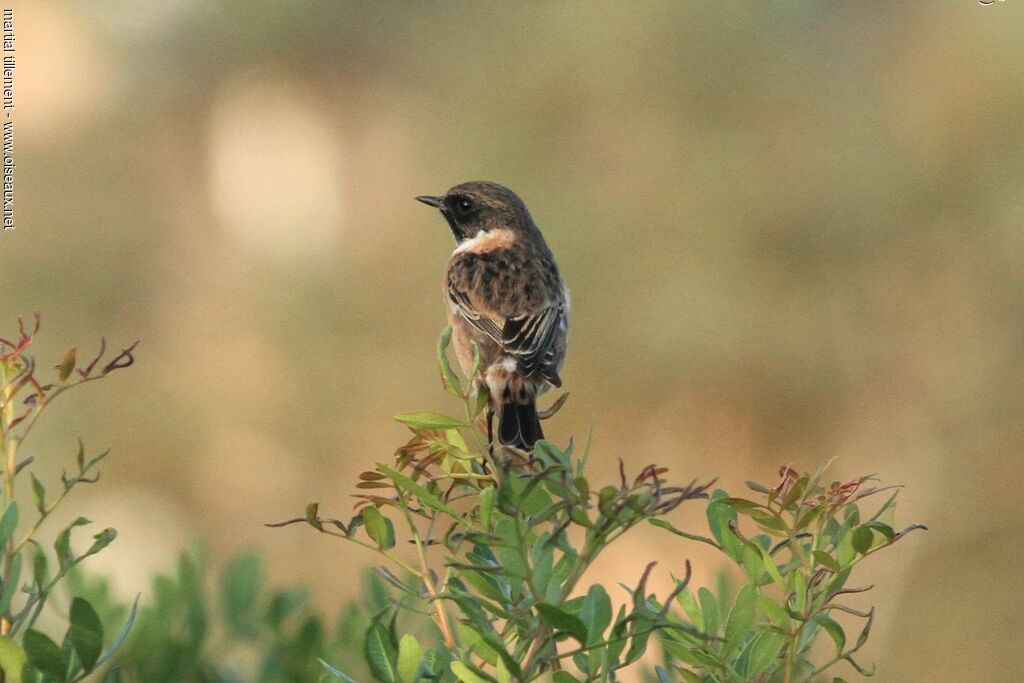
[416,181,534,243]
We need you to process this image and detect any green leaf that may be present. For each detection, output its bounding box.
[0,503,18,547]
[54,517,90,569]
[740,629,786,677]
[740,542,767,585]
[397,634,424,683]
[23,630,65,682]
[795,505,824,531]
[362,506,396,550]
[606,605,628,664]
[478,486,495,529]
[532,440,567,467]
[469,340,485,382]
[458,624,499,666]
[579,585,612,646]
[495,657,511,683]
[815,613,846,656]
[437,327,463,397]
[706,494,742,560]
[305,502,323,531]
[648,518,719,547]
[536,603,589,644]
[724,585,758,651]
[59,347,77,383]
[745,480,771,494]
[750,510,788,534]
[377,464,466,522]
[266,587,309,628]
[450,661,489,683]
[84,528,117,557]
[758,594,790,630]
[365,620,398,683]
[813,550,842,572]
[0,553,20,615]
[94,594,140,669]
[852,525,874,554]
[222,553,262,636]
[662,639,720,668]
[844,654,876,676]
[679,669,702,683]
[867,490,900,523]
[394,412,466,430]
[0,636,26,683]
[538,391,570,419]
[460,568,506,604]
[676,588,703,630]
[420,650,447,678]
[623,624,651,665]
[861,520,895,541]
[718,497,766,514]
[30,475,45,516]
[855,609,874,649]
[320,658,359,682]
[568,505,591,527]
[781,475,809,509]
[552,673,581,683]
[473,388,490,418]
[69,597,103,673]
[751,542,785,588]
[654,666,674,683]
[698,587,719,637]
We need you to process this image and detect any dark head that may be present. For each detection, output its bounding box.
[416,181,537,243]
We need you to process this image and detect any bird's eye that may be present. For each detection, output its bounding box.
[456,197,473,214]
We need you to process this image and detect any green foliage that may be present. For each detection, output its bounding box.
[652,463,927,682]
[276,328,715,681]
[72,547,395,682]
[0,315,138,681]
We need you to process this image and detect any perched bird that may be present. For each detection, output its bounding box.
[416,181,569,450]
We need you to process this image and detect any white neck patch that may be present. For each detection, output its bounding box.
[453,230,488,255]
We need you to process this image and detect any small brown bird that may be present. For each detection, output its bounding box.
[416,181,569,450]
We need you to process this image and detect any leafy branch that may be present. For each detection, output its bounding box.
[652,462,927,682]
[273,327,714,682]
[0,315,140,682]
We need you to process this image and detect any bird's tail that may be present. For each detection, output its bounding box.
[498,385,544,450]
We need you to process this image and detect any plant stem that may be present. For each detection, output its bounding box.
[397,495,455,648]
[0,362,15,637]
[782,631,798,683]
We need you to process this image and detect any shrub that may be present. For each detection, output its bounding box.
[652,465,926,682]
[274,328,926,682]
[71,546,388,683]
[0,314,138,682]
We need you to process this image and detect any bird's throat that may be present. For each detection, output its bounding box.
[442,213,464,242]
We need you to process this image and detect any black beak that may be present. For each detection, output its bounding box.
[415,195,444,208]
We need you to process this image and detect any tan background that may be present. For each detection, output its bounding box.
[2,2,1022,680]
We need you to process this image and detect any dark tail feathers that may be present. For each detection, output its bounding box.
[498,388,544,450]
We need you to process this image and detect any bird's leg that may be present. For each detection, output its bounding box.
[486,405,495,458]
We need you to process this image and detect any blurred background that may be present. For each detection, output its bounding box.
[2,1,1022,679]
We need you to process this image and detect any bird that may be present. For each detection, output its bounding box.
[416,181,569,451]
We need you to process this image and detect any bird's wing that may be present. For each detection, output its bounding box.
[501,306,565,385]
[449,290,564,386]
[448,285,506,343]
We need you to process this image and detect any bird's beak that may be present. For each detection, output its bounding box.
[415,195,444,208]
